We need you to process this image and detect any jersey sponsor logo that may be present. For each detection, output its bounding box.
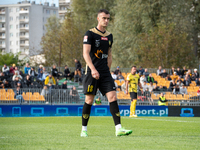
[95,39,100,47]
[101,37,108,41]
[95,50,108,59]
[83,36,88,42]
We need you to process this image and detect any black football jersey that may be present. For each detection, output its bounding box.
[83,27,113,73]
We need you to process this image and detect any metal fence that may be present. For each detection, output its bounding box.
[0,88,200,106]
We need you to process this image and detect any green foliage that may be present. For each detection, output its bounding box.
[0,53,19,66]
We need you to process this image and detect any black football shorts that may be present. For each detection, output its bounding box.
[130,92,137,100]
[83,71,116,96]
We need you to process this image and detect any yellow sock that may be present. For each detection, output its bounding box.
[130,101,133,116]
[132,100,137,115]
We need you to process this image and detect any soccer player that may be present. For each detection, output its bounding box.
[126,66,143,117]
[81,9,132,137]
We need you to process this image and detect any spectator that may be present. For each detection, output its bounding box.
[191,74,196,81]
[147,74,155,83]
[24,75,32,87]
[38,65,43,74]
[197,87,200,96]
[48,83,54,93]
[161,69,168,78]
[158,93,167,106]
[177,76,182,83]
[51,65,59,79]
[43,67,49,74]
[153,83,159,91]
[144,88,154,105]
[165,75,172,81]
[2,64,9,76]
[114,66,120,75]
[140,73,147,86]
[24,63,31,74]
[170,80,176,91]
[157,66,163,76]
[121,82,126,93]
[41,85,49,97]
[170,66,176,75]
[117,71,124,81]
[64,65,73,80]
[94,97,102,105]
[42,71,49,81]
[44,74,56,85]
[179,85,187,95]
[16,82,23,88]
[173,85,180,94]
[183,76,191,86]
[74,59,82,78]
[9,64,16,75]
[0,72,8,82]
[148,82,154,92]
[187,69,192,78]
[4,80,11,88]
[176,67,182,76]
[158,85,165,92]
[12,72,23,81]
[194,69,199,80]
[28,67,37,77]
[62,81,68,89]
[37,70,44,81]
[176,80,183,88]
[111,71,117,80]
[14,66,21,75]
[143,68,149,78]
[142,81,149,91]
[182,66,188,77]
[70,86,79,100]
[138,66,144,75]
[196,78,200,86]
[14,86,24,103]
[171,72,179,81]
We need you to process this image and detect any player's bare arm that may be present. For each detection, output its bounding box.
[125,80,129,94]
[107,48,112,70]
[83,44,100,80]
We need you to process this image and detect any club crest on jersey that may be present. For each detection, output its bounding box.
[101,37,108,41]
[83,36,88,42]
[95,39,100,47]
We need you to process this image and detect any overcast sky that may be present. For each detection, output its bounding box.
[0,0,71,7]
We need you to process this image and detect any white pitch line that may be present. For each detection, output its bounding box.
[125,118,200,123]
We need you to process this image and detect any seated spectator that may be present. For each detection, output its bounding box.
[165,75,172,81]
[170,80,176,91]
[176,80,183,88]
[2,64,9,76]
[181,66,188,77]
[171,72,179,81]
[170,66,176,75]
[173,85,180,94]
[194,69,199,80]
[114,66,120,75]
[4,80,11,88]
[12,72,23,81]
[138,66,144,75]
[64,65,73,80]
[158,93,167,106]
[183,76,191,86]
[51,65,59,79]
[143,68,149,78]
[147,74,155,83]
[16,82,23,88]
[148,82,154,92]
[43,67,49,74]
[157,66,163,76]
[142,81,149,91]
[14,66,21,75]
[28,67,37,77]
[37,70,44,81]
[14,86,24,103]
[176,67,182,76]
[153,83,159,91]
[42,71,49,81]
[38,65,43,74]
[9,64,16,75]
[70,86,79,100]
[176,76,182,83]
[41,85,49,97]
[140,73,147,86]
[187,70,192,78]
[44,74,56,85]
[158,85,165,92]
[0,72,8,81]
[196,78,200,86]
[62,81,68,89]
[179,85,187,95]
[24,63,31,74]
[191,74,196,81]
[93,97,102,105]
[161,69,168,78]
[117,71,124,81]
[111,71,117,80]
[24,75,32,87]
[144,88,154,105]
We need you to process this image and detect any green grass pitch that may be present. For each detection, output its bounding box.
[0,117,199,150]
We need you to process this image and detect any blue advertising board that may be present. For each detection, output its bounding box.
[0,105,168,117]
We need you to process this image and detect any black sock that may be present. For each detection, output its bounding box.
[82,102,92,126]
[109,101,121,126]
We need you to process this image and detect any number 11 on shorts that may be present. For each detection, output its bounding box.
[87,85,93,92]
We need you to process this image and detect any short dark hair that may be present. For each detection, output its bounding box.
[131,66,137,69]
[98,9,110,15]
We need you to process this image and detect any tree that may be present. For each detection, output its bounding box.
[0,52,24,66]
